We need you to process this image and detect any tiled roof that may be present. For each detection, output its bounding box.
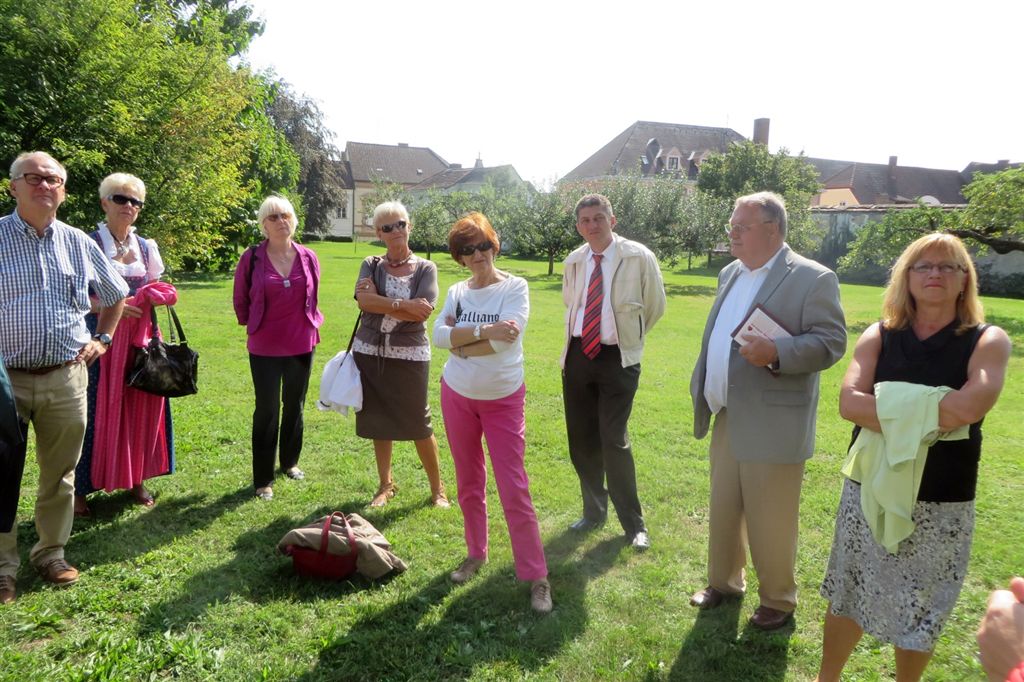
[561,121,744,181]
[346,142,449,184]
[960,160,1022,183]
[816,160,966,204]
[409,165,524,191]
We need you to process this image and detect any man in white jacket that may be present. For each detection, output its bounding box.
[561,193,666,551]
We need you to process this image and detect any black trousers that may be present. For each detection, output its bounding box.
[562,338,644,535]
[249,352,313,489]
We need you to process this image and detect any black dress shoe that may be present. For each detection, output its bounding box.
[629,530,651,551]
[749,605,794,631]
[568,518,604,532]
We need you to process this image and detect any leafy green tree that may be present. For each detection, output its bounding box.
[0,0,294,270]
[559,173,690,261]
[697,141,824,254]
[148,0,264,57]
[505,190,576,275]
[839,166,1024,277]
[264,81,347,236]
[409,189,481,260]
[676,191,733,268]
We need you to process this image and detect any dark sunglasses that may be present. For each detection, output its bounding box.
[108,193,144,208]
[457,240,494,257]
[380,220,407,233]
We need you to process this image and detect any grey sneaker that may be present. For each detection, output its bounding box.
[530,578,552,614]
[450,557,485,584]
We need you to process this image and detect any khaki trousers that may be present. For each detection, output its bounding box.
[707,409,805,612]
[0,363,88,577]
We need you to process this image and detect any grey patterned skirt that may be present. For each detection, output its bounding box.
[820,478,975,651]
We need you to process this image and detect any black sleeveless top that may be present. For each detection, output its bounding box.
[849,320,987,502]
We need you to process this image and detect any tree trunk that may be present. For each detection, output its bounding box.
[548,253,555,276]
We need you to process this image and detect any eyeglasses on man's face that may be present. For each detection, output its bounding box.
[108,194,144,208]
[15,172,65,188]
[265,213,291,223]
[725,219,774,235]
[380,220,407,233]
[910,262,966,275]
[457,241,494,257]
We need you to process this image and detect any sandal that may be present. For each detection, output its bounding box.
[369,481,397,507]
[431,485,450,509]
[73,495,92,518]
[255,487,273,501]
[284,467,305,481]
[131,485,155,507]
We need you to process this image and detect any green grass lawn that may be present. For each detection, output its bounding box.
[2,241,1021,681]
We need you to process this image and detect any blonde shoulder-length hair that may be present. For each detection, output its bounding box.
[882,232,984,334]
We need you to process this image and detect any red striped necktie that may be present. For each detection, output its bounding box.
[581,254,603,359]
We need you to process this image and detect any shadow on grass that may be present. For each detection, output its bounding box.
[663,598,793,681]
[135,508,387,635]
[295,530,621,681]
[63,487,253,570]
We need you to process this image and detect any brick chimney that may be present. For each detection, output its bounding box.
[887,156,898,201]
[753,118,770,146]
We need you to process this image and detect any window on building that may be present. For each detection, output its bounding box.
[337,205,347,219]
[667,156,679,170]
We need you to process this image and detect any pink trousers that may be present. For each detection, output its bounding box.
[440,379,547,581]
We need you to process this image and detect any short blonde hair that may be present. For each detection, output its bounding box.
[99,173,146,202]
[256,195,297,237]
[882,232,983,334]
[372,201,410,229]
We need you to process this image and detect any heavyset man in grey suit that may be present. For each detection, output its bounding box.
[689,191,847,630]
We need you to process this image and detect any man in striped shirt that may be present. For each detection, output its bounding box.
[0,151,128,604]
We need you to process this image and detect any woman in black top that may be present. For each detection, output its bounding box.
[816,233,1011,682]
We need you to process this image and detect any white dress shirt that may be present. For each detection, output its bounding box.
[572,240,618,345]
[703,247,784,414]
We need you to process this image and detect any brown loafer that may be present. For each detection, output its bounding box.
[690,586,730,609]
[0,575,15,604]
[749,605,793,631]
[37,558,79,586]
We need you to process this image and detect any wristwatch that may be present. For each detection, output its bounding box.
[93,333,113,347]
[473,324,482,340]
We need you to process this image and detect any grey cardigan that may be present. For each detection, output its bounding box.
[353,256,438,351]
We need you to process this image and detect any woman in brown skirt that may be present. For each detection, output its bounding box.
[352,201,449,508]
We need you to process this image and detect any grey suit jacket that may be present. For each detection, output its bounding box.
[689,245,847,464]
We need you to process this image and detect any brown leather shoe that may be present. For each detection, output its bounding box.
[37,558,79,586]
[0,575,15,604]
[749,605,793,631]
[690,586,729,609]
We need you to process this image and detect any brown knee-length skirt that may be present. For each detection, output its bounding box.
[353,352,433,441]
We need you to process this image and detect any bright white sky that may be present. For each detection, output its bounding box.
[243,0,1022,187]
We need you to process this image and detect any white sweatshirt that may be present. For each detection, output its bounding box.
[432,275,529,400]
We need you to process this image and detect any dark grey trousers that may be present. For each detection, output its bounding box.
[562,338,645,536]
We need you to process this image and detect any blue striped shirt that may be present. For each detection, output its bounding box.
[0,211,129,369]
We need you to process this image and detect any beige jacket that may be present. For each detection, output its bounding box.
[561,234,666,368]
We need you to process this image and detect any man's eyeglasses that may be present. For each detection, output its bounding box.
[15,173,65,188]
[457,240,494,257]
[725,220,774,235]
[380,220,407,233]
[265,213,291,223]
[108,194,144,208]
[910,262,966,275]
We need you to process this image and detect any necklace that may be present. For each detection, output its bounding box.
[110,231,131,258]
[386,251,413,267]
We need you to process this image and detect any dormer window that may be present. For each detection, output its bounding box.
[667,156,679,170]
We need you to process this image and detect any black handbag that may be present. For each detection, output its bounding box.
[126,305,199,398]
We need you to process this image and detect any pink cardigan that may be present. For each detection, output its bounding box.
[232,241,324,336]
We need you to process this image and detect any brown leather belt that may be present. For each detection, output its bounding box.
[9,362,74,375]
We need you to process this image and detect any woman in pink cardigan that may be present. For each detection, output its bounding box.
[233,196,323,501]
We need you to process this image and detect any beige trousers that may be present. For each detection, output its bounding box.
[0,363,88,577]
[707,409,805,612]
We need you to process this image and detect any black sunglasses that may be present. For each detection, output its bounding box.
[108,194,144,208]
[380,220,407,233]
[457,240,494,257]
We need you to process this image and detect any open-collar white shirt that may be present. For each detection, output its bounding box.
[704,246,784,414]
